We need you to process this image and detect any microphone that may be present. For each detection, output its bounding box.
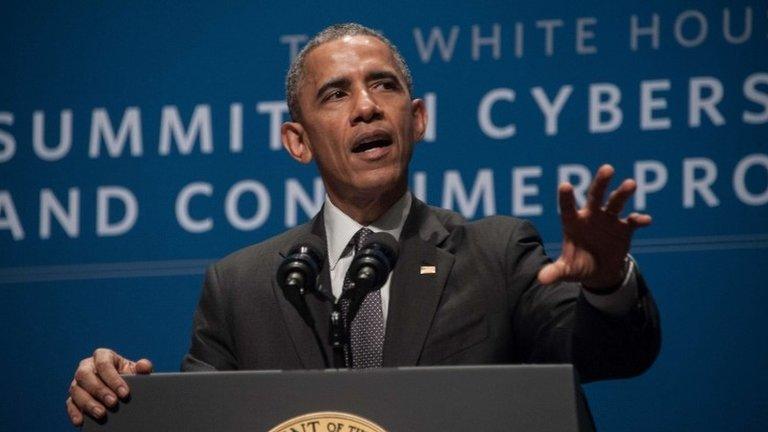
[276,235,326,327]
[348,231,399,292]
[277,235,325,294]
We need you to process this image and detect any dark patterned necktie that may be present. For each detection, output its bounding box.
[342,227,385,368]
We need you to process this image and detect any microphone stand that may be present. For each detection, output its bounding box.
[330,281,374,368]
[330,304,348,368]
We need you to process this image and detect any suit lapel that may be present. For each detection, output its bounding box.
[272,212,333,369]
[383,199,454,366]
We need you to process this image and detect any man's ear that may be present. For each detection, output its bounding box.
[410,99,428,142]
[281,121,313,164]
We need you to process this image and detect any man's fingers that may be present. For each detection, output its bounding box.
[558,183,577,221]
[586,164,614,212]
[65,396,83,427]
[627,212,652,229]
[65,349,146,426]
[604,179,636,216]
[93,348,130,398]
[69,382,106,420]
[74,360,118,408]
[133,358,154,375]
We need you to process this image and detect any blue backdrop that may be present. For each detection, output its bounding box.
[2,1,767,430]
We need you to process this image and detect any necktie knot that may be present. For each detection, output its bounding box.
[351,227,373,254]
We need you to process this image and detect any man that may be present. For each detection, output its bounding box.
[66,23,660,427]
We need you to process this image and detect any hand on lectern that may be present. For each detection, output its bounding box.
[65,348,153,427]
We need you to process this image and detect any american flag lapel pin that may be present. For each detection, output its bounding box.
[420,265,436,275]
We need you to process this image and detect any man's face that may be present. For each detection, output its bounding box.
[283,35,426,202]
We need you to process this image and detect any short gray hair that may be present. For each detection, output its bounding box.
[285,23,413,122]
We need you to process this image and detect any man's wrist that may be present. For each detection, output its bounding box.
[581,255,640,316]
[581,255,634,296]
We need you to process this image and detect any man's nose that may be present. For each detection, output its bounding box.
[350,89,383,124]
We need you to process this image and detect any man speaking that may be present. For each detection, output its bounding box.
[66,23,660,426]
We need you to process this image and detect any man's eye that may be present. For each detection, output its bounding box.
[323,90,346,102]
[374,80,398,90]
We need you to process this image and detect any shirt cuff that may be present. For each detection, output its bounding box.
[581,256,639,316]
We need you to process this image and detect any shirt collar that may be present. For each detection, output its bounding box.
[323,191,412,270]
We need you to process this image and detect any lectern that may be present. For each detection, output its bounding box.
[83,364,590,431]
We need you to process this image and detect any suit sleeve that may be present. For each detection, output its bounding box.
[506,220,661,382]
[180,264,239,372]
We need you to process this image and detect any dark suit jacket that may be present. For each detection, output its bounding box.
[182,197,660,383]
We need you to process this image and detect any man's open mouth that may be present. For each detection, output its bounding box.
[352,135,393,153]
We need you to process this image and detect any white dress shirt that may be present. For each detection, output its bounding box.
[322,191,639,324]
[324,192,412,322]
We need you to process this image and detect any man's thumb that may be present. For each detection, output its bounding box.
[537,262,564,285]
[133,358,154,375]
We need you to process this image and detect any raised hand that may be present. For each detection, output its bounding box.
[66,349,153,427]
[537,164,652,292]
